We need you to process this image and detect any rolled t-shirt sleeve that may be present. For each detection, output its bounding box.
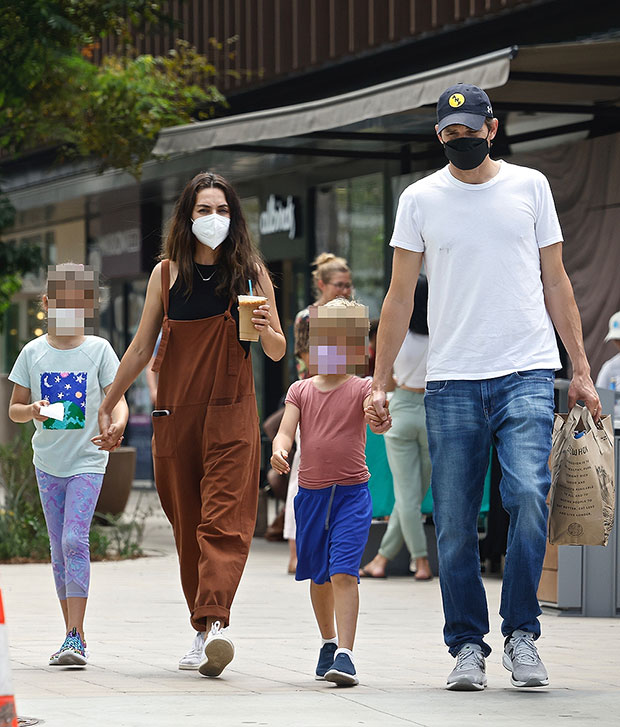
[8,348,31,390]
[361,378,372,402]
[534,173,563,248]
[389,190,425,252]
[285,380,302,409]
[99,340,120,389]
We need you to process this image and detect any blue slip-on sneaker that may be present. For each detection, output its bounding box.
[324,652,359,686]
[56,628,88,667]
[315,642,338,680]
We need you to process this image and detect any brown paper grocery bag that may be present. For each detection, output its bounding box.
[549,404,615,546]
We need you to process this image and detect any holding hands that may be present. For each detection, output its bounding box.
[270,448,290,475]
[91,424,125,452]
[365,391,392,434]
[92,397,128,452]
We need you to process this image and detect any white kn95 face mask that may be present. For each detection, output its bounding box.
[191,214,230,249]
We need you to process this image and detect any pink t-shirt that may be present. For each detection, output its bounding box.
[285,376,372,489]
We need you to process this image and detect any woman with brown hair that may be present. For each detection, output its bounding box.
[96,172,285,677]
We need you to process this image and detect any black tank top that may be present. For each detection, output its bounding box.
[169,262,250,355]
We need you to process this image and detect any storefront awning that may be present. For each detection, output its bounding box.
[153,47,514,156]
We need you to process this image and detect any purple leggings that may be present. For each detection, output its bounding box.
[35,468,104,600]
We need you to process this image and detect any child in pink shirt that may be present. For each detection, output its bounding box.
[271,299,389,686]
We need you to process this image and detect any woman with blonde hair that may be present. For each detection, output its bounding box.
[96,172,286,677]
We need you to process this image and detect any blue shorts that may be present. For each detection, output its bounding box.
[294,483,372,584]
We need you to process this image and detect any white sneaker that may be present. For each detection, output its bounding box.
[198,621,235,677]
[178,631,206,670]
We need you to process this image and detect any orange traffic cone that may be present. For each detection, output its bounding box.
[0,590,17,727]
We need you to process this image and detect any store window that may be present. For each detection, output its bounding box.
[314,173,385,317]
[242,197,260,249]
[1,231,55,373]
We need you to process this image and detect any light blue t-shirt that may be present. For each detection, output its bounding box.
[8,335,120,477]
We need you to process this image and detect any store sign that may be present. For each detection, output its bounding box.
[96,227,141,278]
[259,195,298,240]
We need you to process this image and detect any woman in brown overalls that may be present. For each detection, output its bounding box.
[97,173,286,677]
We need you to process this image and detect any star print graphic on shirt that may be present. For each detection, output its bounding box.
[40,371,87,429]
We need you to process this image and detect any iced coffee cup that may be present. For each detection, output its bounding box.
[238,295,268,341]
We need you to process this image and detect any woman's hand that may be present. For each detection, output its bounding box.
[91,421,125,451]
[270,449,290,475]
[252,303,272,335]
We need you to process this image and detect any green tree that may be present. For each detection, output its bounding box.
[0,1,229,176]
[0,1,230,309]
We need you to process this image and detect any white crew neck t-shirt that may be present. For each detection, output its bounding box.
[390,160,562,381]
[9,335,120,477]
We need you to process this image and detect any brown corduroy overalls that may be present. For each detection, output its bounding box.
[151,260,260,631]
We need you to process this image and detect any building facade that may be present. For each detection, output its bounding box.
[2,0,620,477]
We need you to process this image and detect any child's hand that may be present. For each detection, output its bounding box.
[91,421,125,451]
[365,403,392,433]
[31,399,50,422]
[270,449,290,475]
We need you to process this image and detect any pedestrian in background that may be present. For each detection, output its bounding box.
[361,274,432,581]
[595,311,620,432]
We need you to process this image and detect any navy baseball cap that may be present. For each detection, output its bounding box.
[436,84,494,133]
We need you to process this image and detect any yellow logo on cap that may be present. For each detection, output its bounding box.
[449,93,465,108]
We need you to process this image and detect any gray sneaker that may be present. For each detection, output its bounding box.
[446,644,487,691]
[502,630,549,687]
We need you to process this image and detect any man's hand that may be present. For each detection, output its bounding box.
[366,404,392,434]
[270,449,290,475]
[568,372,601,422]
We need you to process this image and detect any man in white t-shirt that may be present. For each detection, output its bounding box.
[595,311,620,431]
[371,83,600,692]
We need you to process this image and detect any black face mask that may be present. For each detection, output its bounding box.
[443,132,490,170]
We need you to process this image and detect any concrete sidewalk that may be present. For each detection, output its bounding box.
[2,492,619,727]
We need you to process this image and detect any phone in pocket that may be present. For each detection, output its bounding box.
[152,409,171,417]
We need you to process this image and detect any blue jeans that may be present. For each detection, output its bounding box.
[424,370,555,657]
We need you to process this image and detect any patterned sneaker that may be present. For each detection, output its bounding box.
[324,652,359,686]
[56,628,88,666]
[315,642,338,680]
[49,649,62,666]
[503,630,549,687]
[178,631,206,670]
[198,621,235,677]
[446,644,487,691]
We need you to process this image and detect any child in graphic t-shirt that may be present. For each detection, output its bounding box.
[8,264,128,667]
[271,298,390,686]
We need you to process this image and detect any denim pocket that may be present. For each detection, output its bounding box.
[425,380,448,393]
[514,369,555,383]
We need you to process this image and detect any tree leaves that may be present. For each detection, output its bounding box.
[0,3,228,179]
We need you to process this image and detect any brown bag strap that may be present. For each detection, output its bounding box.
[161,259,170,316]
